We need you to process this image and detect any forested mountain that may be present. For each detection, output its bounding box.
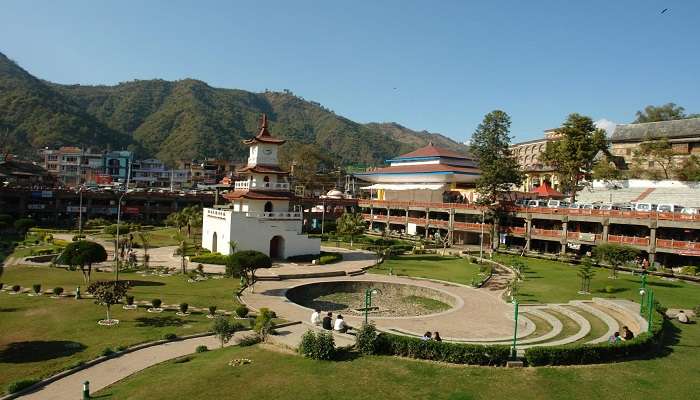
[0,51,468,166]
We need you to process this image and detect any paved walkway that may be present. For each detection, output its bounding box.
[242,273,532,342]
[17,332,250,400]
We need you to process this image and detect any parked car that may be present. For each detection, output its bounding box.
[598,203,614,211]
[681,207,698,215]
[546,200,569,208]
[657,204,683,213]
[527,199,548,208]
[634,203,657,212]
[569,203,582,209]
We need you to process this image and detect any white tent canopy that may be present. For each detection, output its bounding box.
[360,183,446,191]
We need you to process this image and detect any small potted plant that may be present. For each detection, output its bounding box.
[207,305,217,319]
[52,287,64,298]
[123,295,137,310]
[177,302,190,316]
[31,284,42,296]
[11,285,21,294]
[148,298,163,313]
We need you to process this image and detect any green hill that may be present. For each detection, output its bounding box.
[0,51,468,165]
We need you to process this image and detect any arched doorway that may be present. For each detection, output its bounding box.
[212,232,218,253]
[269,235,284,259]
[264,201,273,213]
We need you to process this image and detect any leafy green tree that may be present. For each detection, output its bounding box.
[577,256,596,294]
[592,157,624,182]
[470,110,523,205]
[675,155,700,181]
[87,280,130,323]
[336,212,366,247]
[57,241,108,283]
[211,316,242,348]
[540,114,607,202]
[226,250,272,294]
[634,103,698,123]
[593,243,640,279]
[13,218,36,237]
[174,232,188,274]
[632,137,676,179]
[254,308,276,342]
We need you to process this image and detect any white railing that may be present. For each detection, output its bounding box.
[241,211,301,220]
[234,180,290,191]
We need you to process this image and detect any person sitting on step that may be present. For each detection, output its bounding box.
[334,314,350,333]
[433,332,442,342]
[621,326,634,341]
[421,332,432,341]
[310,309,321,326]
[322,312,333,330]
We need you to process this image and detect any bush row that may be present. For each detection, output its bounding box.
[374,332,511,366]
[189,253,228,265]
[524,309,667,366]
[318,252,342,265]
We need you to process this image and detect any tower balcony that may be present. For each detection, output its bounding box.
[234,180,290,191]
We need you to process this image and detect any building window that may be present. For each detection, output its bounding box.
[626,148,632,156]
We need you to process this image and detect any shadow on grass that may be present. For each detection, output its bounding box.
[648,281,683,289]
[134,316,187,327]
[0,307,20,312]
[397,255,459,262]
[124,280,166,287]
[0,341,86,363]
[595,287,629,294]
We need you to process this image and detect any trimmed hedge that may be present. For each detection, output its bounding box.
[190,253,228,265]
[375,333,510,366]
[7,378,40,394]
[524,309,667,366]
[319,252,342,265]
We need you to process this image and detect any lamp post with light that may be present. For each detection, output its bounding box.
[364,287,382,324]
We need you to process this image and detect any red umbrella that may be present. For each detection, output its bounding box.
[530,181,563,198]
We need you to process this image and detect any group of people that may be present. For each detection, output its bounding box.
[311,310,352,333]
[608,326,635,344]
[421,331,442,342]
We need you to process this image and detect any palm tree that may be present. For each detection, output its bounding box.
[137,231,151,269]
[336,212,366,248]
[174,232,188,274]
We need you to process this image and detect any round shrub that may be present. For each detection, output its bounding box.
[12,285,20,293]
[234,305,249,318]
[299,330,336,360]
[152,299,162,309]
[604,285,615,294]
[355,323,378,355]
[179,303,189,313]
[126,295,134,305]
[32,284,42,294]
[7,379,40,394]
[208,305,217,315]
[195,345,208,353]
[101,347,115,357]
[163,333,177,340]
[53,287,64,296]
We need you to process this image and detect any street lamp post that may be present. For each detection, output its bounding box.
[479,209,485,261]
[511,298,519,360]
[639,272,648,314]
[364,288,381,324]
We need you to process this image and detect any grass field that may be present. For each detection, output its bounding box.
[96,321,699,400]
[493,254,700,308]
[0,265,244,392]
[370,254,482,286]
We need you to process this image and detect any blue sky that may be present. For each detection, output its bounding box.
[2,0,699,143]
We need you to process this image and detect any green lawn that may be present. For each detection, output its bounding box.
[371,254,482,286]
[0,265,245,392]
[493,254,700,308]
[96,321,699,400]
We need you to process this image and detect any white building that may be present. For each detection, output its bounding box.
[201,114,320,258]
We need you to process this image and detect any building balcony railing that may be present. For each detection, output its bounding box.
[501,226,527,235]
[428,219,450,228]
[566,231,601,241]
[655,239,700,251]
[234,180,290,191]
[607,235,650,246]
[531,228,563,238]
[359,200,700,222]
[453,222,489,231]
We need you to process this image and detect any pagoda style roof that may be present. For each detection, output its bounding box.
[223,190,293,201]
[242,114,286,145]
[236,165,289,175]
[393,142,475,161]
[530,181,563,198]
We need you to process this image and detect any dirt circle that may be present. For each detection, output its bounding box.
[285,280,459,318]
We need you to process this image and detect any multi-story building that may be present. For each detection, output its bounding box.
[104,150,133,183]
[131,158,170,187]
[510,129,562,192]
[610,117,700,171]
